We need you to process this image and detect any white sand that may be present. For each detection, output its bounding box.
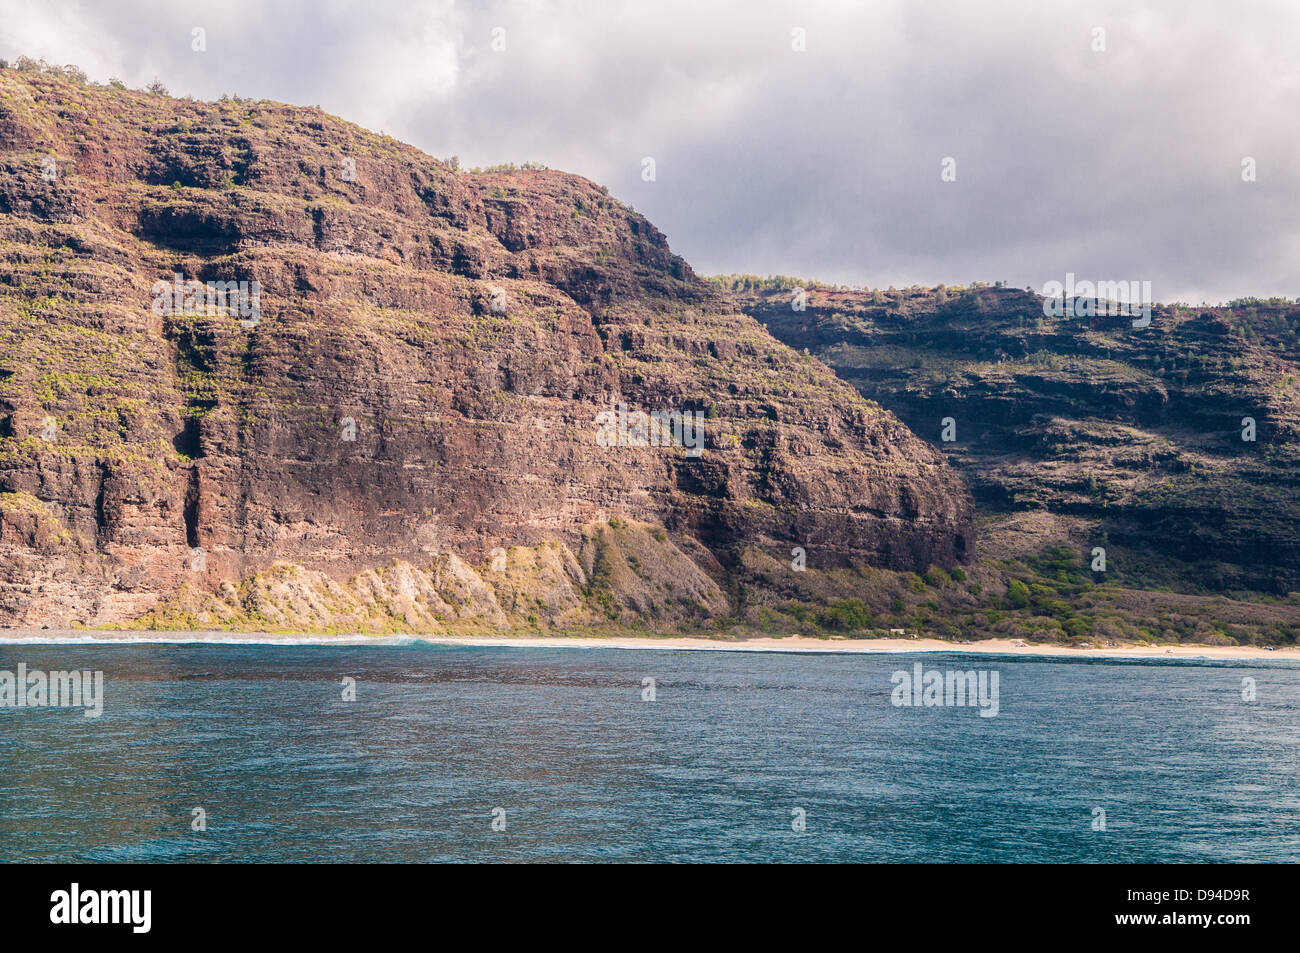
[0,629,1296,661]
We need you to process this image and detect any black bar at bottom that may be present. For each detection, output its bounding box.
[0,863,1281,941]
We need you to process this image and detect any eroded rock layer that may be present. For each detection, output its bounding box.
[0,71,972,628]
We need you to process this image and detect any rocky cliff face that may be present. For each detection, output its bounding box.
[736,281,1300,595]
[0,69,972,631]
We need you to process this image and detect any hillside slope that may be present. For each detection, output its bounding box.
[734,279,1300,611]
[0,69,972,631]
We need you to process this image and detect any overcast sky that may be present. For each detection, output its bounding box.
[2,0,1297,303]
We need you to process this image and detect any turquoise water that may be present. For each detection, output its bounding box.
[1,643,1297,863]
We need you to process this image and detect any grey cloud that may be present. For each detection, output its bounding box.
[1,0,1296,302]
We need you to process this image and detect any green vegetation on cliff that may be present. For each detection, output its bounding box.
[732,282,1300,647]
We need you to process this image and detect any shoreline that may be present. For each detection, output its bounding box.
[0,629,1296,661]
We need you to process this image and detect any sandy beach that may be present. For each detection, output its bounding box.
[0,629,1296,661]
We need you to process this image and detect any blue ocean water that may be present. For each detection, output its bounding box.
[1,642,1297,863]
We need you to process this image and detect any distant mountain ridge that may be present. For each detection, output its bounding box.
[734,279,1300,595]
